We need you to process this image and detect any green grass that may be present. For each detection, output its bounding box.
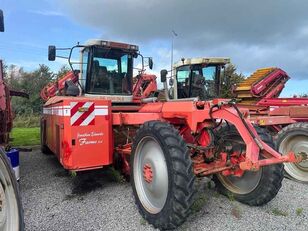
[10,127,40,147]
[227,193,235,202]
[191,194,208,214]
[139,218,146,226]
[296,208,303,216]
[271,208,288,217]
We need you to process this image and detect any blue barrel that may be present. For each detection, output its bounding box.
[6,149,20,181]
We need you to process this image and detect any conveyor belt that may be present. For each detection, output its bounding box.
[235,67,289,105]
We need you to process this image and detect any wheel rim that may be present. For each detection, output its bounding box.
[217,136,263,195]
[217,170,262,194]
[133,136,168,214]
[279,134,308,182]
[0,158,20,231]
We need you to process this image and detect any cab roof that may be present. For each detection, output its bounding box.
[173,57,230,68]
[85,39,139,52]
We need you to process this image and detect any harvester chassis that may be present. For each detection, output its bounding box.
[41,96,303,229]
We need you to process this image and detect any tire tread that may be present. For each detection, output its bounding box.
[131,121,196,230]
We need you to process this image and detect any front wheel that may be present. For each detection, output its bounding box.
[0,148,24,230]
[213,126,284,206]
[131,121,195,230]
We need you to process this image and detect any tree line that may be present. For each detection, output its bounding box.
[3,63,69,115]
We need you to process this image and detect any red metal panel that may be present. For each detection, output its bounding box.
[251,69,288,95]
[112,113,161,125]
[43,97,113,170]
[258,98,308,106]
[264,82,285,99]
[253,116,296,126]
[267,106,308,118]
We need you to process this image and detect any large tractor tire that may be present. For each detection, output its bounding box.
[276,123,308,182]
[131,121,196,230]
[213,126,284,206]
[0,148,24,230]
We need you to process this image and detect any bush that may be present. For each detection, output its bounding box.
[13,114,40,128]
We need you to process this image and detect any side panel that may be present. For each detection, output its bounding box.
[68,100,113,169]
[44,104,64,159]
[43,98,113,170]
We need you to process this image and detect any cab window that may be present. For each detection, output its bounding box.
[87,48,132,95]
[201,66,217,98]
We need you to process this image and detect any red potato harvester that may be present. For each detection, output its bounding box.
[40,40,306,230]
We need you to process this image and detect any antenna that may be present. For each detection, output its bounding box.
[170,30,178,80]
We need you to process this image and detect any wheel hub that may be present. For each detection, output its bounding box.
[134,136,169,214]
[143,163,153,183]
[280,134,308,181]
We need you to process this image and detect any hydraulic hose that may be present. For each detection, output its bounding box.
[209,104,223,129]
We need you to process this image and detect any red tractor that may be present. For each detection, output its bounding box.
[0,10,24,231]
[41,40,305,230]
[171,58,308,182]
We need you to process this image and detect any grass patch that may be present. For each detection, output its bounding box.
[10,127,40,147]
[191,194,208,214]
[213,191,221,198]
[106,167,126,183]
[227,193,235,202]
[69,170,77,178]
[296,208,303,216]
[271,208,288,217]
[139,218,146,226]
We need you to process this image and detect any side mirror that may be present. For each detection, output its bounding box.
[148,57,153,70]
[160,69,168,83]
[48,45,56,61]
[0,10,4,32]
[169,78,174,86]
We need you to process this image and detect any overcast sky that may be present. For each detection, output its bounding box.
[1,0,308,96]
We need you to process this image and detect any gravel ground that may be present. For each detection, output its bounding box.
[20,149,308,231]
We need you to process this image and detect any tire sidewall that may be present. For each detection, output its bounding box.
[130,125,175,222]
[275,123,308,182]
[0,148,24,230]
[214,125,283,205]
[276,126,308,151]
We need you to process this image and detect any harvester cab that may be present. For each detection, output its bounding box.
[166,57,230,100]
[48,39,153,102]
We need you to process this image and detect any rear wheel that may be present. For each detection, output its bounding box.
[0,148,24,231]
[276,123,308,182]
[131,121,195,230]
[213,126,284,206]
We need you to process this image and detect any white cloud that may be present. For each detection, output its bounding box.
[56,0,308,86]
